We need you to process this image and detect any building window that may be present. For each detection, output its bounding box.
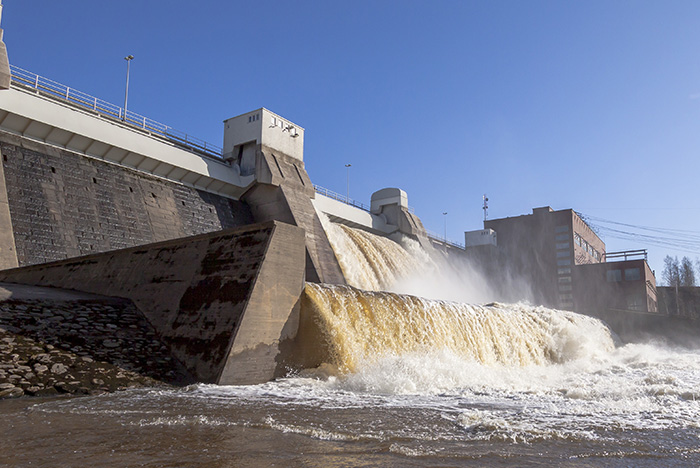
[559,285,572,291]
[556,251,570,258]
[574,233,582,246]
[555,225,569,233]
[558,276,572,283]
[624,268,641,281]
[558,268,571,275]
[607,270,622,282]
[627,293,644,311]
[556,242,570,250]
[555,234,569,241]
[557,259,571,266]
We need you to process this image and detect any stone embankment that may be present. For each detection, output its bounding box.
[0,284,193,398]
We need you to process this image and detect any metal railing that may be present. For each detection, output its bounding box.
[426,230,465,250]
[313,184,418,215]
[604,249,648,261]
[314,184,371,212]
[9,65,224,159]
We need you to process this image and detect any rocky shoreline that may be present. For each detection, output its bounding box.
[0,295,193,398]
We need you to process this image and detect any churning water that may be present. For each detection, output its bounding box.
[3,222,700,466]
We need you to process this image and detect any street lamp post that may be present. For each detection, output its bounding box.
[345,164,351,203]
[122,55,134,121]
[443,212,448,248]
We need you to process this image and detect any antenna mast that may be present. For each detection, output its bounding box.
[483,194,489,222]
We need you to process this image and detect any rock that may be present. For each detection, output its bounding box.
[50,363,68,375]
[31,353,52,363]
[0,387,24,398]
[34,364,49,373]
[91,378,105,386]
[81,357,94,363]
[103,340,120,348]
[33,387,58,397]
[54,382,79,394]
[0,382,16,390]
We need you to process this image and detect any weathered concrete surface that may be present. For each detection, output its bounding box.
[243,148,346,285]
[0,282,110,301]
[0,221,306,385]
[0,148,17,269]
[0,131,253,267]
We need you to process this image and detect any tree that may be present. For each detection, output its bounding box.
[680,256,696,287]
[662,255,680,287]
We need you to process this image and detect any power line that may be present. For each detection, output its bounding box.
[578,213,700,256]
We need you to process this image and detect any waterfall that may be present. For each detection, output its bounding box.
[318,216,432,291]
[318,215,502,303]
[300,283,616,374]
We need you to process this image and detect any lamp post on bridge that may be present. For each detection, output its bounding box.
[122,55,134,121]
[345,164,351,204]
[443,212,448,249]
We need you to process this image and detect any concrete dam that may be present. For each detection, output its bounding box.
[0,36,636,396]
[0,60,460,390]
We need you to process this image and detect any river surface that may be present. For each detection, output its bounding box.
[3,339,700,467]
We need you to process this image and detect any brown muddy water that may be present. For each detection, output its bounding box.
[3,338,700,468]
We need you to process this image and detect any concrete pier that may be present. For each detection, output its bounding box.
[0,221,306,385]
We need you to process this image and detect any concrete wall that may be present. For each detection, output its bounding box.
[0,86,252,198]
[0,146,16,268]
[0,221,307,385]
[242,148,346,285]
[0,131,253,266]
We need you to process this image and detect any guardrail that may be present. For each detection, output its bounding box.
[604,249,648,261]
[313,185,417,215]
[426,230,465,250]
[9,65,224,159]
[314,185,371,212]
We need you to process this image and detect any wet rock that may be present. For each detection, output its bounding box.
[0,387,24,398]
[55,382,80,394]
[33,387,58,397]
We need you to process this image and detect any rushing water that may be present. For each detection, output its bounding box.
[3,223,700,466]
[4,340,700,467]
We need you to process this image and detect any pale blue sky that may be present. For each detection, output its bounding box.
[4,1,700,276]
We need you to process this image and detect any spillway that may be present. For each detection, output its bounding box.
[319,218,433,291]
[299,220,617,376]
[301,283,616,374]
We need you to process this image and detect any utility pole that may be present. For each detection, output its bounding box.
[443,212,448,251]
[123,55,134,121]
[345,164,351,203]
[483,194,489,222]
